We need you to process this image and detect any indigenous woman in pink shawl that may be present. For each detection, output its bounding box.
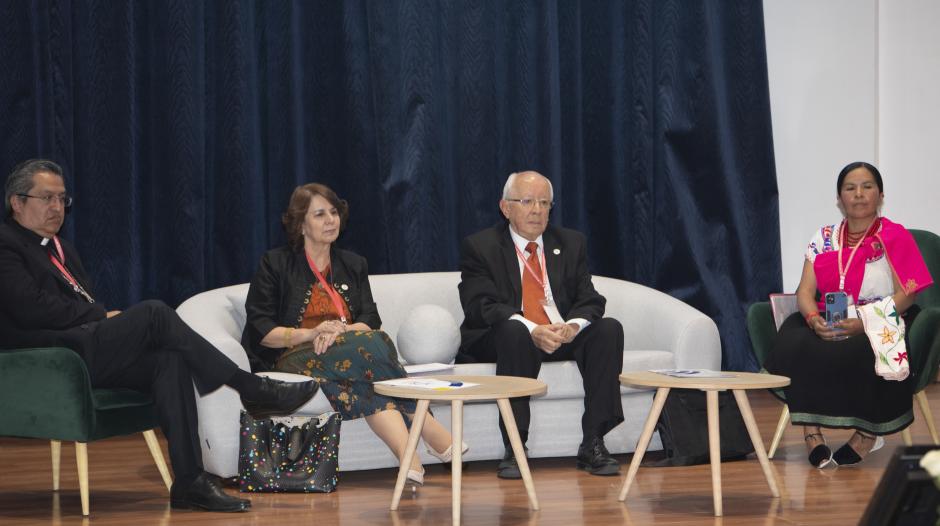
[765,162,934,468]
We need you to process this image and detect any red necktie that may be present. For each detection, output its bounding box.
[522,242,550,325]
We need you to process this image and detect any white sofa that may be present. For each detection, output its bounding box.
[176,272,721,477]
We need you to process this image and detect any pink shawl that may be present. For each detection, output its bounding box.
[813,217,933,309]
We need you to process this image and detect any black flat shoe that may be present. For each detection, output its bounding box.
[808,444,833,468]
[805,433,833,468]
[497,448,524,480]
[576,436,620,476]
[833,434,885,466]
[240,377,319,419]
[170,472,251,512]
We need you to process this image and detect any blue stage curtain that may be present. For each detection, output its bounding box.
[0,0,780,371]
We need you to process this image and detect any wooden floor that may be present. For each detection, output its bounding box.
[3,386,938,526]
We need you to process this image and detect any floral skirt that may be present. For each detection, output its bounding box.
[274,330,416,420]
[764,312,915,435]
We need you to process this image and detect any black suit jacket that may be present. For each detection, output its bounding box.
[458,222,606,352]
[241,245,381,371]
[0,216,107,352]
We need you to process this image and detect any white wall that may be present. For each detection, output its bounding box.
[878,0,940,236]
[764,0,940,291]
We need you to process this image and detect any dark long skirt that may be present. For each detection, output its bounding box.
[763,312,915,435]
[274,330,416,420]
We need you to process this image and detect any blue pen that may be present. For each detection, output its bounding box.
[449,382,463,387]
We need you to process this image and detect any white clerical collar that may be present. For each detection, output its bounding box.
[508,226,543,255]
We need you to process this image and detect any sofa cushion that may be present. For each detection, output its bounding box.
[396,304,461,365]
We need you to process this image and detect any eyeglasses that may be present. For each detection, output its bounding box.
[505,198,554,210]
[17,193,74,207]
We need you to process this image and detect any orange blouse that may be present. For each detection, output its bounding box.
[299,266,351,330]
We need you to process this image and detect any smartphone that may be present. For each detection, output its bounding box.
[825,292,849,327]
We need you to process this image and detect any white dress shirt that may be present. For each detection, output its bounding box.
[507,226,590,335]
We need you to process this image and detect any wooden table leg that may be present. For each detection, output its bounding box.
[732,390,780,497]
[496,398,539,510]
[390,398,430,511]
[768,404,789,459]
[706,390,722,517]
[451,400,464,525]
[619,387,670,501]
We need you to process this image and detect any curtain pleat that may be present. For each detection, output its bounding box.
[0,0,780,370]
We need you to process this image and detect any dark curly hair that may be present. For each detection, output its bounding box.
[281,183,349,250]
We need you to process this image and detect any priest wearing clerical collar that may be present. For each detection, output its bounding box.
[0,159,319,512]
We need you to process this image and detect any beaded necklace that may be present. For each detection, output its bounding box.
[837,217,880,291]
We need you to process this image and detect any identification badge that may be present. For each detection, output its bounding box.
[541,298,564,324]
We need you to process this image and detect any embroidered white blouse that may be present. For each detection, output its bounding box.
[805,222,894,305]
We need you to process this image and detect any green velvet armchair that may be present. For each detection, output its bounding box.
[0,346,172,516]
[746,229,940,457]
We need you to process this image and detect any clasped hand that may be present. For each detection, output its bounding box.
[532,322,580,353]
[299,320,346,355]
[809,316,864,341]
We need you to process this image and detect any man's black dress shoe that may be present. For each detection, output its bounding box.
[240,377,319,419]
[497,448,524,480]
[170,472,251,512]
[576,436,620,476]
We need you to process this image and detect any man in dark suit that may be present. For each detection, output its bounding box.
[0,159,319,512]
[458,170,624,478]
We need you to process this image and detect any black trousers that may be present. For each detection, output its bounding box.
[464,318,625,447]
[73,300,239,483]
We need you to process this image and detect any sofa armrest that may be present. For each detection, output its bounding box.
[177,284,249,344]
[594,276,721,370]
[177,284,252,374]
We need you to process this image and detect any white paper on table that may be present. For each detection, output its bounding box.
[375,378,478,390]
[649,369,735,378]
[402,362,455,374]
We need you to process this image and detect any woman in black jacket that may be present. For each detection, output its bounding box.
[242,183,464,486]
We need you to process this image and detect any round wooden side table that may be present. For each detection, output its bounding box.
[374,374,547,525]
[617,371,790,517]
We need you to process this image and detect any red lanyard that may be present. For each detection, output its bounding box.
[513,243,549,291]
[48,236,95,303]
[837,218,879,291]
[304,251,348,324]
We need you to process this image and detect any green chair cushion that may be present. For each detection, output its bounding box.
[93,388,154,410]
